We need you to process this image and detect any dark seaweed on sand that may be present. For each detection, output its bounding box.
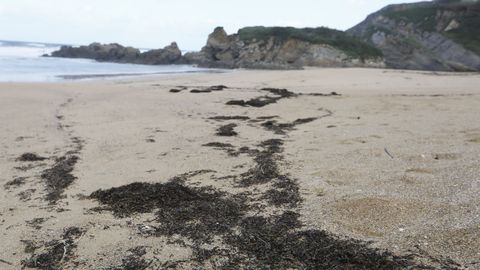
[23,227,83,270]
[105,247,151,270]
[203,142,235,148]
[238,139,283,186]
[306,91,341,96]
[226,88,297,108]
[90,182,247,242]
[209,85,228,91]
[190,89,212,93]
[41,155,79,203]
[261,117,318,134]
[221,212,431,270]
[170,85,227,94]
[88,150,459,269]
[203,142,256,157]
[208,115,250,121]
[4,177,27,189]
[216,123,238,136]
[263,175,302,208]
[86,84,459,269]
[17,153,48,162]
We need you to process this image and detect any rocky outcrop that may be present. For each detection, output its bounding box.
[50,42,182,65]
[184,27,385,69]
[348,0,480,71]
[137,43,182,65]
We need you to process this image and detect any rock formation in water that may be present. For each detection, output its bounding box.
[50,42,183,65]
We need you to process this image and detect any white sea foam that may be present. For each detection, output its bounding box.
[0,40,218,82]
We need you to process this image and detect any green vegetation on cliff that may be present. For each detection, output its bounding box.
[238,26,383,59]
[445,6,480,55]
[381,0,480,55]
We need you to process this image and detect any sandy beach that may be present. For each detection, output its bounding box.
[1,68,479,269]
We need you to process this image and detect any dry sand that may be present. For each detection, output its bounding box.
[0,68,479,269]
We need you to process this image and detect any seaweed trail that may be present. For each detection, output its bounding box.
[220,212,434,270]
[23,227,84,270]
[262,175,302,208]
[305,91,341,97]
[90,181,247,243]
[40,97,84,204]
[170,85,228,93]
[208,85,228,91]
[233,138,303,208]
[190,89,213,93]
[41,155,79,203]
[216,123,238,136]
[86,85,460,269]
[208,115,250,121]
[238,139,284,187]
[86,148,459,269]
[203,142,256,157]
[261,109,333,134]
[261,117,318,134]
[226,88,296,108]
[203,142,235,148]
[225,88,340,108]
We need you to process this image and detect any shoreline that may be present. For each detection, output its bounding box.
[1,68,479,269]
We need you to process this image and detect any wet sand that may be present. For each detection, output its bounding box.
[0,68,479,269]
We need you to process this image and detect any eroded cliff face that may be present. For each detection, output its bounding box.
[185,27,385,69]
[50,42,182,65]
[348,0,480,71]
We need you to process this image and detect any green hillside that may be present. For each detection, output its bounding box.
[381,0,480,55]
[238,26,383,59]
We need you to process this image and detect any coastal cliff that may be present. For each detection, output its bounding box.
[48,0,480,71]
[49,27,384,70]
[348,0,480,71]
[184,27,385,69]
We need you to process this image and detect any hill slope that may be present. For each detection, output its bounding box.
[348,0,480,71]
[185,26,384,69]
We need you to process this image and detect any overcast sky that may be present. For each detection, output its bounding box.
[0,0,423,50]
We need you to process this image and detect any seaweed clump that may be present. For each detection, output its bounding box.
[90,181,247,242]
[239,139,283,186]
[261,117,318,134]
[263,175,302,208]
[221,212,425,270]
[203,142,255,157]
[208,115,250,121]
[41,155,79,203]
[4,177,27,189]
[17,153,48,162]
[216,123,238,136]
[226,88,297,108]
[203,142,235,148]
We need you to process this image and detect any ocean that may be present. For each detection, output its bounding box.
[0,40,215,82]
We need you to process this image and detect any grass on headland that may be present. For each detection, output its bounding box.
[238,26,384,60]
